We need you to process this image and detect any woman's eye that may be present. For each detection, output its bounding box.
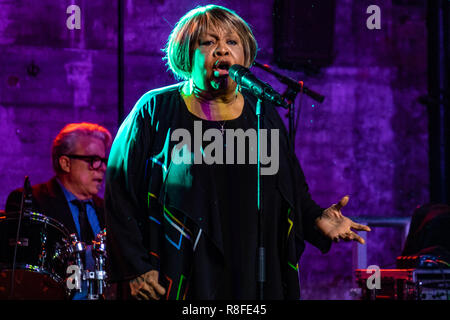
[201,40,213,46]
[227,40,237,45]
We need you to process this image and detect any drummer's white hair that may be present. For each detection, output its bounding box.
[52,122,112,174]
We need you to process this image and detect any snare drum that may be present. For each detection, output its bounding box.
[0,211,71,299]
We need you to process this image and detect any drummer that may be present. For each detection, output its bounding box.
[5,122,112,299]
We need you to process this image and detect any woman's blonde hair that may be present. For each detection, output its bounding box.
[164,5,258,80]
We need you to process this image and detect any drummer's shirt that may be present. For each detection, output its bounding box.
[57,179,102,300]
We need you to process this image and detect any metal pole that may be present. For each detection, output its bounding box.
[427,0,449,204]
[256,99,265,300]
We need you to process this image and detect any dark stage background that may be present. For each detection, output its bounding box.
[0,0,431,299]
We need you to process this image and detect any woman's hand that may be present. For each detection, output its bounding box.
[315,196,371,244]
[129,270,166,300]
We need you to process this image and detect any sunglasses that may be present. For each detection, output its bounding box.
[64,154,108,170]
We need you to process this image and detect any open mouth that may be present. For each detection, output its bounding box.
[215,60,230,70]
[213,60,231,77]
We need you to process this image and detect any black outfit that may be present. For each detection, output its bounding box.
[5,176,105,236]
[105,83,331,300]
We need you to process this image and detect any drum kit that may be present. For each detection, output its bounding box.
[0,210,110,300]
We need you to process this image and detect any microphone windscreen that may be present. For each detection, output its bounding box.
[228,64,248,84]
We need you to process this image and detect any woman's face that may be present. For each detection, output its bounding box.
[190,26,246,94]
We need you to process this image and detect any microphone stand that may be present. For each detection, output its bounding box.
[255,97,288,300]
[256,98,265,300]
[249,62,325,300]
[231,63,322,300]
[252,61,325,148]
[255,96,287,300]
[284,85,303,149]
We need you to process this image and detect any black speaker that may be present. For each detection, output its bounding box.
[273,0,336,71]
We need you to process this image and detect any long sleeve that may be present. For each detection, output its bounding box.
[104,92,159,282]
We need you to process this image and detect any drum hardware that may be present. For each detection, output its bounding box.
[53,241,67,264]
[38,230,48,268]
[92,229,107,298]
[66,229,108,300]
[0,211,71,299]
[68,233,85,293]
[1,207,109,300]
[69,234,85,271]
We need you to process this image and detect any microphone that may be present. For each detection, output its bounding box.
[229,64,288,108]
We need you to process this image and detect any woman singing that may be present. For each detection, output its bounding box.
[105,4,370,300]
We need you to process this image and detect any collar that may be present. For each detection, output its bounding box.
[56,178,94,206]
